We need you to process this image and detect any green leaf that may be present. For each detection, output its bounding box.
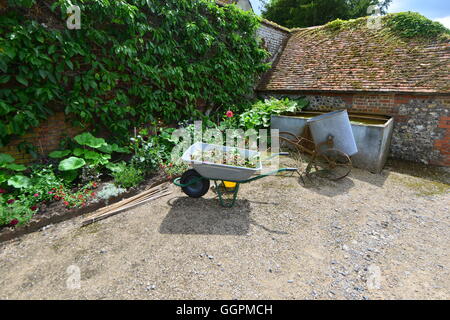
[0,153,15,164]
[98,143,130,154]
[58,157,86,171]
[73,148,85,157]
[105,161,126,172]
[61,169,79,183]
[66,60,74,70]
[0,171,10,184]
[74,132,107,149]
[48,150,72,158]
[83,150,103,160]
[0,75,10,84]
[16,75,28,86]
[2,163,26,171]
[7,175,31,189]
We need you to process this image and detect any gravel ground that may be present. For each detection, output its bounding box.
[0,159,449,300]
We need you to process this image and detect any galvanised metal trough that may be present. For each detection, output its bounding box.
[272,111,394,173]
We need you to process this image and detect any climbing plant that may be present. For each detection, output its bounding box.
[0,0,269,147]
[385,12,450,39]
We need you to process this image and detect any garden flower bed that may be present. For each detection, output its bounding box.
[0,170,172,243]
[0,127,187,243]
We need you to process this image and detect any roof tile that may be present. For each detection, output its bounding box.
[258,18,450,94]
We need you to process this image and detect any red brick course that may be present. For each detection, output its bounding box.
[0,112,86,164]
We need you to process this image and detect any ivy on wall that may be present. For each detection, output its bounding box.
[0,0,269,146]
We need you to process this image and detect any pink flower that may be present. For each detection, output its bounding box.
[7,199,15,204]
[33,193,39,197]
[226,110,234,118]
[48,191,53,194]
[9,219,19,226]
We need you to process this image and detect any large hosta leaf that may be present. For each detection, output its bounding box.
[7,175,31,189]
[105,161,126,173]
[0,171,10,184]
[74,132,107,149]
[98,143,130,154]
[48,150,71,159]
[0,153,14,164]
[59,157,86,171]
[2,163,27,171]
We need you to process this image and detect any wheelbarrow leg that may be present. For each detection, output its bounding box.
[214,181,240,208]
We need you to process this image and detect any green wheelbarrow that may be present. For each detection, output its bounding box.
[173,142,297,207]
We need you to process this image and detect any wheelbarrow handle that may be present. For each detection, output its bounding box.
[262,152,290,161]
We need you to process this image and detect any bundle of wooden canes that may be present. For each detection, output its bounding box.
[81,183,171,227]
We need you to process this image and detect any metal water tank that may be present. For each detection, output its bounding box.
[307,110,358,156]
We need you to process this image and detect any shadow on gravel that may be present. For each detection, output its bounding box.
[300,175,355,197]
[159,197,251,235]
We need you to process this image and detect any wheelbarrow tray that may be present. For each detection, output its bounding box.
[181,142,262,181]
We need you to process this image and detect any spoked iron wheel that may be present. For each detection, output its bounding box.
[313,148,352,181]
[279,135,307,174]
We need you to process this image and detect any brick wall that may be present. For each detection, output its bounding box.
[0,112,86,164]
[256,20,290,63]
[259,91,450,167]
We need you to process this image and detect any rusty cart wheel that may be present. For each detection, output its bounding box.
[314,148,352,181]
[279,135,307,175]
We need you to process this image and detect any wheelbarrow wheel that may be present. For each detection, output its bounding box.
[180,169,210,198]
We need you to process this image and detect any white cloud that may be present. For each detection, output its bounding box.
[434,16,450,29]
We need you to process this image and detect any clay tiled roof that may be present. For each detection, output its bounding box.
[216,0,236,4]
[258,17,450,94]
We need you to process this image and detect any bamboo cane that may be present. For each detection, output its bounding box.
[81,190,171,226]
[88,185,168,218]
[81,184,169,224]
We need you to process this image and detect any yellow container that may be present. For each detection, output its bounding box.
[223,181,237,189]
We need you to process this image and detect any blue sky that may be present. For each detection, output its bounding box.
[249,0,450,28]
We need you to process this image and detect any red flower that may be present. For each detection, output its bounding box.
[0,188,6,194]
[9,219,19,226]
[63,201,69,206]
[30,206,38,211]
[92,182,98,188]
[226,110,234,118]
[7,199,15,204]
